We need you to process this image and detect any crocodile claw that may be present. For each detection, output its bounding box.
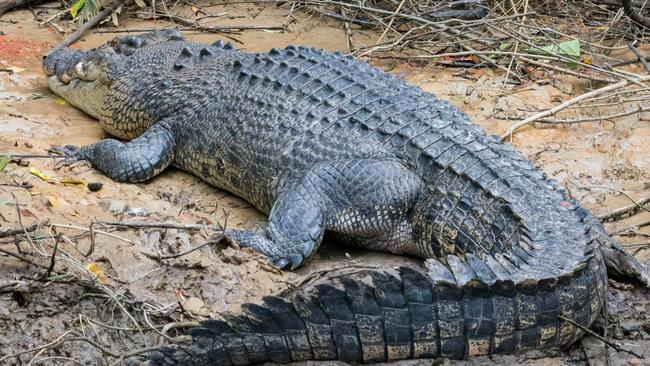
[274,258,290,269]
[51,144,85,167]
[225,229,306,270]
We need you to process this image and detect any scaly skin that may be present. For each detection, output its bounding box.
[43,30,648,364]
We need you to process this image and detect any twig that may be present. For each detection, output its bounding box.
[0,331,75,363]
[496,105,650,124]
[7,154,64,159]
[628,41,650,73]
[375,0,406,45]
[140,234,225,260]
[598,195,650,222]
[0,222,39,238]
[520,56,615,83]
[0,246,48,269]
[275,263,379,296]
[49,223,136,245]
[559,315,644,358]
[39,233,61,280]
[500,74,650,141]
[97,220,222,232]
[622,0,650,28]
[611,219,650,236]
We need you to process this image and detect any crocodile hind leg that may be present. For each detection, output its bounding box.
[226,159,423,269]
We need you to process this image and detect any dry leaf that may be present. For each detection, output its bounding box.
[19,208,38,219]
[86,262,107,284]
[182,297,209,315]
[29,167,50,181]
[191,5,199,15]
[7,66,25,73]
[134,0,146,7]
[46,195,60,208]
[174,288,186,302]
[61,179,86,186]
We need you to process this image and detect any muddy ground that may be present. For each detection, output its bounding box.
[1,2,649,365]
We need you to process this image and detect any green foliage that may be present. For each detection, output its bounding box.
[525,39,581,59]
[70,0,103,24]
[0,155,9,173]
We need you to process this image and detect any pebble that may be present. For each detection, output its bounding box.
[87,182,103,191]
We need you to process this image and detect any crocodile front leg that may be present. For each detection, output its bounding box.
[227,159,423,269]
[55,122,176,183]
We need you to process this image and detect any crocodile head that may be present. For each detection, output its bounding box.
[42,29,189,138]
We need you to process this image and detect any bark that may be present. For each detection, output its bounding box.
[622,0,650,28]
[0,0,45,17]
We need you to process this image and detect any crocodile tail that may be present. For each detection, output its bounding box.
[149,246,606,365]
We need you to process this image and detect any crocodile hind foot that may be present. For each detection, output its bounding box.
[226,159,422,270]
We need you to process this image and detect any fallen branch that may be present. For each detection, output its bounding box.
[0,222,39,238]
[559,315,644,359]
[275,262,380,296]
[95,25,282,34]
[611,218,650,236]
[0,0,46,16]
[599,195,650,222]
[496,105,650,124]
[628,42,650,73]
[500,74,650,141]
[46,0,127,56]
[622,0,650,29]
[97,220,222,232]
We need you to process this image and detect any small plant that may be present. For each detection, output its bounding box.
[69,0,103,24]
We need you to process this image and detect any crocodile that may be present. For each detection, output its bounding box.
[43,30,649,364]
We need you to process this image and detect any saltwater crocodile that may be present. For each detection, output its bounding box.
[43,30,648,364]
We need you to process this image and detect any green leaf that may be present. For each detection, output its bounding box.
[525,39,581,60]
[70,0,86,18]
[0,155,10,173]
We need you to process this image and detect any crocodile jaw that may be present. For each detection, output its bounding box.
[43,47,111,120]
[47,75,107,120]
